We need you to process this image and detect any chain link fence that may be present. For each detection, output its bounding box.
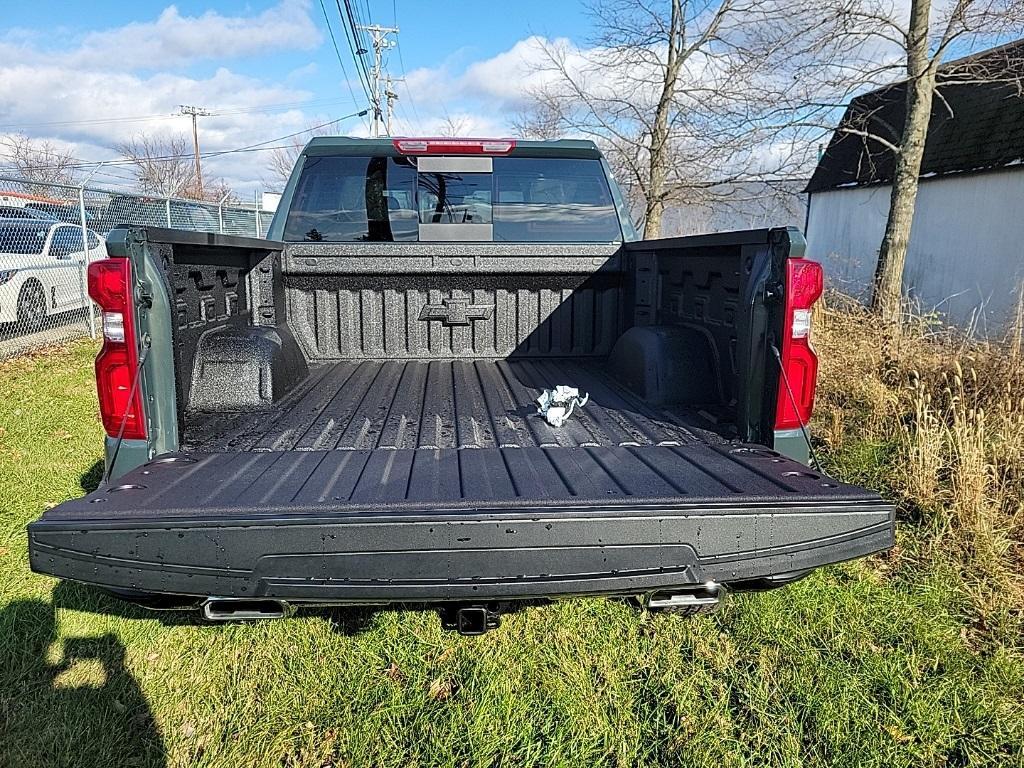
[0,176,274,360]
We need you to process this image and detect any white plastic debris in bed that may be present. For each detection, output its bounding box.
[536,386,590,428]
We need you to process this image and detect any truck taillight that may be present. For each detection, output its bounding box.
[775,258,823,432]
[87,258,146,440]
[392,138,516,154]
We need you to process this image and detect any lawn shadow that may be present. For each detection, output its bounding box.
[0,598,166,767]
[305,606,381,635]
[52,581,205,627]
[80,459,104,494]
[53,581,383,635]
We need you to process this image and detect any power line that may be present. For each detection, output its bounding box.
[337,0,373,101]
[317,0,367,128]
[351,0,372,38]
[92,168,139,182]
[0,96,362,131]
[340,0,375,101]
[0,143,313,173]
[391,1,423,131]
[0,110,369,173]
[0,165,136,185]
[346,0,377,127]
[212,111,368,155]
[0,113,176,131]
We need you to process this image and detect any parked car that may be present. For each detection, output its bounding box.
[27,201,98,225]
[29,137,894,634]
[0,191,94,225]
[0,205,58,221]
[97,195,219,232]
[0,220,107,327]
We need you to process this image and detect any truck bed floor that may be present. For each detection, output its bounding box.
[184,358,729,453]
[41,364,891,598]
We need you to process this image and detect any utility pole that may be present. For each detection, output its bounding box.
[179,104,210,198]
[358,24,398,137]
[384,74,402,137]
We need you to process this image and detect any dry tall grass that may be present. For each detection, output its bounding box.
[814,294,1024,641]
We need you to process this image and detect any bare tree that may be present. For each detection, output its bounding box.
[0,133,79,188]
[115,134,199,198]
[437,114,471,137]
[204,177,236,204]
[842,0,1024,323]
[516,0,1024,320]
[265,123,339,190]
[515,0,843,237]
[511,100,564,140]
[266,143,301,191]
[115,133,235,201]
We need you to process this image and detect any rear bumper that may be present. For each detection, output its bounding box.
[29,502,894,603]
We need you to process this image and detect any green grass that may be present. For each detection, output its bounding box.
[2,340,1023,767]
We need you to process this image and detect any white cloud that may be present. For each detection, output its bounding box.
[0,22,585,193]
[72,0,321,69]
[0,62,315,142]
[399,36,564,113]
[286,62,320,83]
[392,35,671,136]
[0,2,334,192]
[389,36,580,139]
[458,36,558,102]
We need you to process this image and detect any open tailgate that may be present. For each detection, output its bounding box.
[29,443,894,602]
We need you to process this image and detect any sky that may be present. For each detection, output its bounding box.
[0,1,1014,198]
[0,0,594,195]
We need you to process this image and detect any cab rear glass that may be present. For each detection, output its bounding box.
[282,156,622,243]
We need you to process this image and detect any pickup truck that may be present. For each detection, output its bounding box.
[28,137,894,634]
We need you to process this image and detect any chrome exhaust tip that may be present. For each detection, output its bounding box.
[200,597,293,621]
[645,582,723,615]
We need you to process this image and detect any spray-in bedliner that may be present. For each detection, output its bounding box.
[30,441,892,600]
[183,358,732,452]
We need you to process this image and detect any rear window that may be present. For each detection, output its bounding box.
[282,155,622,243]
[284,156,418,243]
[0,226,48,255]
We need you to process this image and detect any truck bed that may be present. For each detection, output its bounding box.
[183,358,727,452]
[28,225,895,609]
[32,357,892,602]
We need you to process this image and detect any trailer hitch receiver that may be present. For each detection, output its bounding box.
[439,604,502,635]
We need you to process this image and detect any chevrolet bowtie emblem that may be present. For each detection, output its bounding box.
[418,298,494,326]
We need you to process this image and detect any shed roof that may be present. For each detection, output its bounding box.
[806,39,1024,193]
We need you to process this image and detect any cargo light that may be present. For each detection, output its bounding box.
[775,258,823,432]
[87,258,147,440]
[392,138,516,155]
